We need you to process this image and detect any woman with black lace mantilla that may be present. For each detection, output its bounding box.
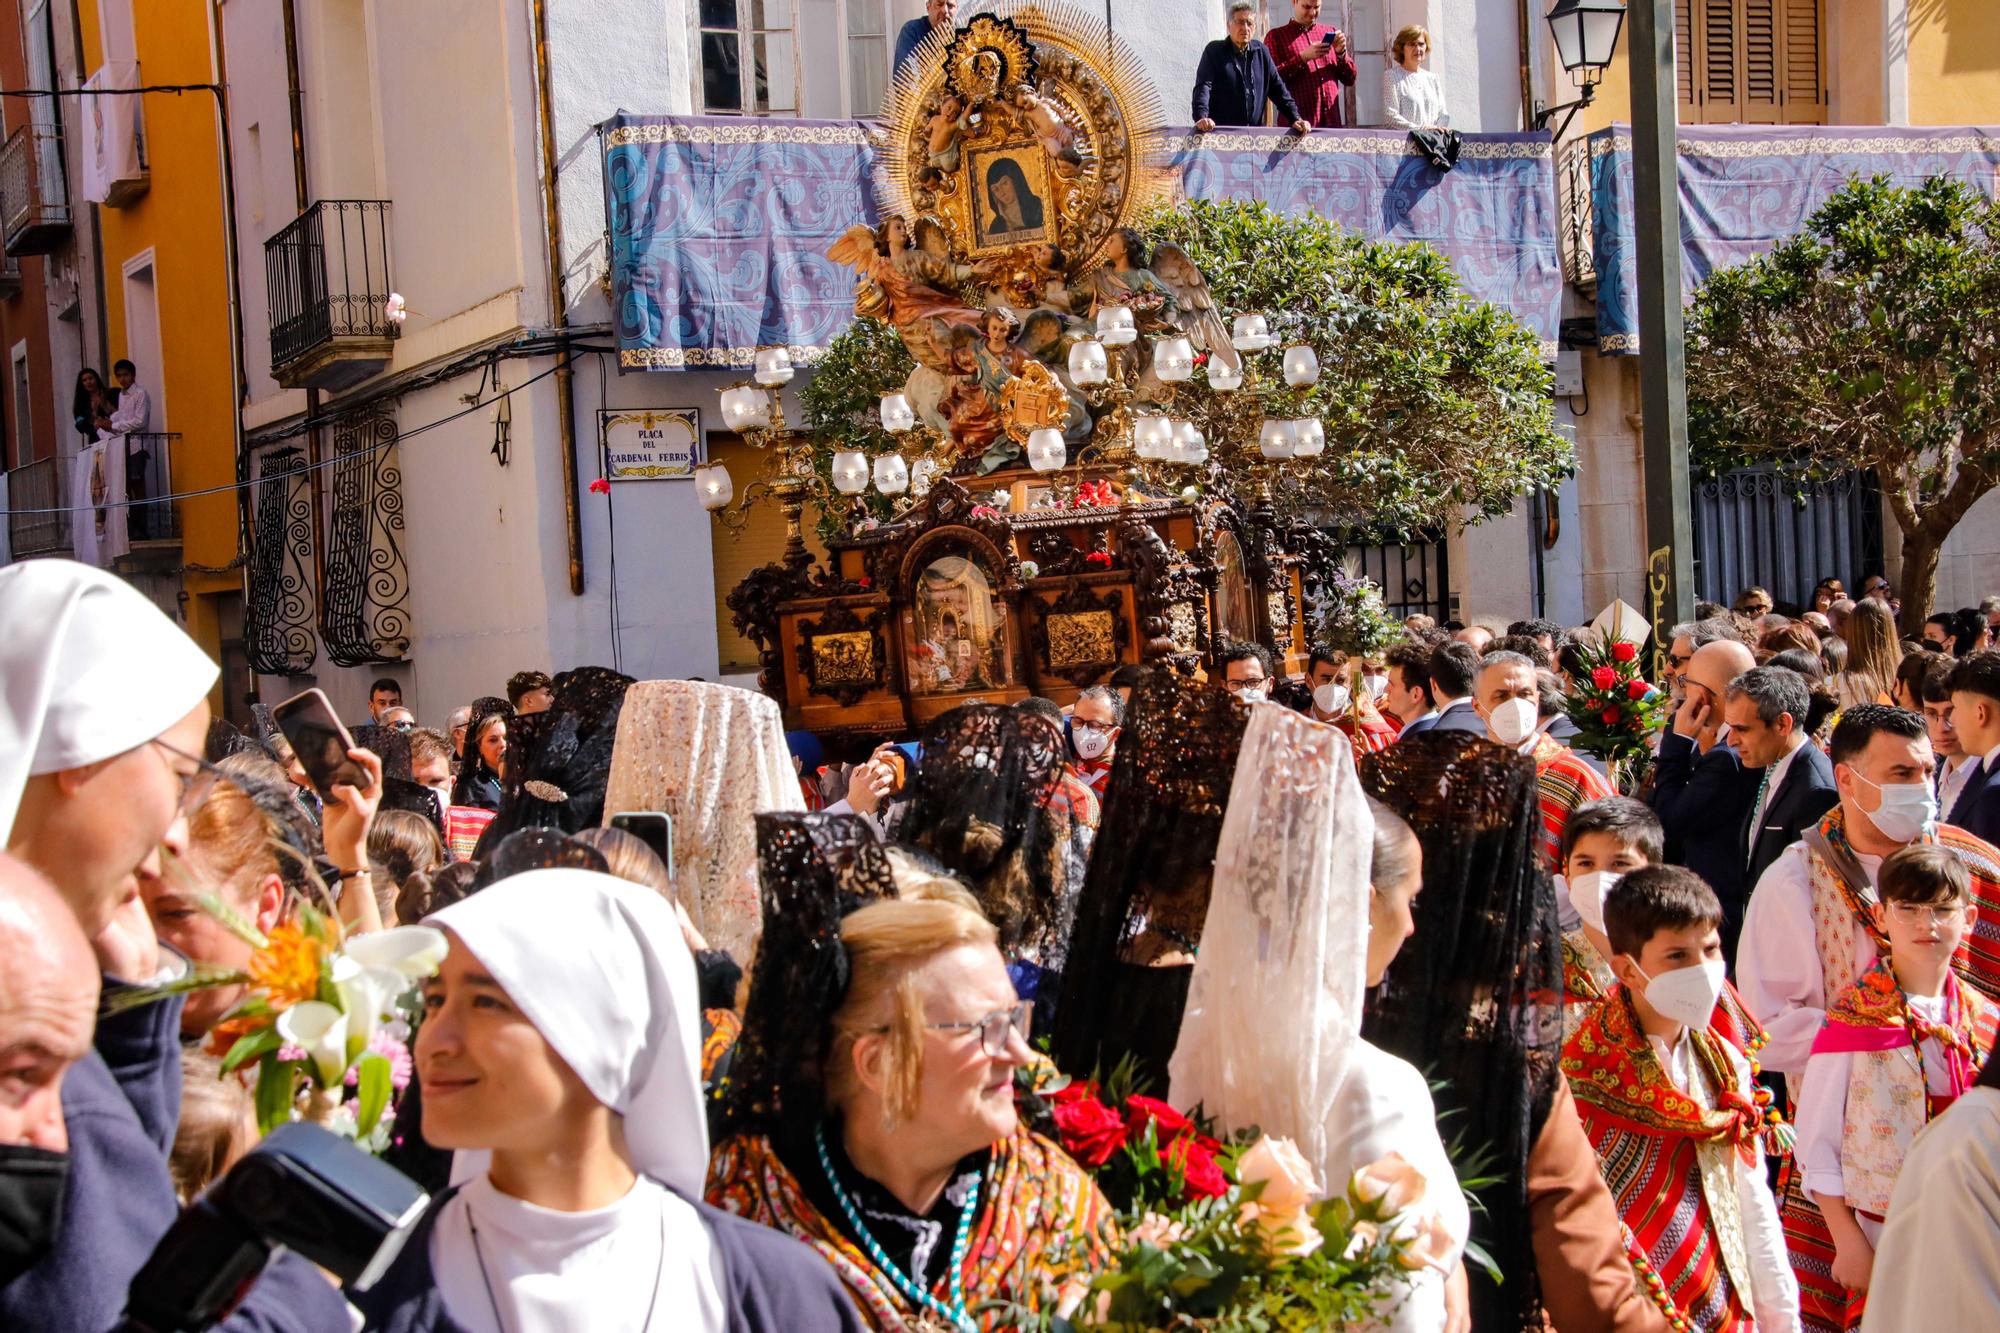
[705,812,1119,1330]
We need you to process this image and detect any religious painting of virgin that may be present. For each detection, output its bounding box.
[908,551,1011,695]
[970,145,1051,253]
[1212,528,1258,646]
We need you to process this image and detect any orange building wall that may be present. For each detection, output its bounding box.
[0,4,61,469]
[1908,1,2000,127]
[79,0,240,676]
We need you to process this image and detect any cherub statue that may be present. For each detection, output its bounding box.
[975,241,1078,315]
[827,215,983,372]
[925,93,968,179]
[1011,83,1083,172]
[1087,227,1241,374]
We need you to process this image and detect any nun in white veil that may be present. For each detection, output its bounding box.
[351,869,861,1333]
[1169,703,1468,1333]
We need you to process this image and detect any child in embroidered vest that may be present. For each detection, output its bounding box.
[1557,798,1660,1015]
[1794,844,1992,1308]
[1563,866,1802,1332]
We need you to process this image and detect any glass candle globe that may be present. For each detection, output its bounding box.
[831,450,869,495]
[1231,313,1272,351]
[1282,345,1321,387]
[1206,357,1243,391]
[879,392,916,432]
[753,346,795,386]
[1026,429,1067,473]
[1259,418,1296,461]
[696,464,733,510]
[1096,306,1137,346]
[873,453,909,494]
[1068,339,1109,386]
[1134,413,1172,460]
[1292,417,1326,458]
[1154,337,1195,383]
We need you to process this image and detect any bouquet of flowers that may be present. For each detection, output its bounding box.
[1017,1072,1454,1331]
[122,900,445,1152]
[1315,566,1404,661]
[1564,631,1668,792]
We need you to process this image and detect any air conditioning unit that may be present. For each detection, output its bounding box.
[81,61,148,208]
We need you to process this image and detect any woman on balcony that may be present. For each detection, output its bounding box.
[1382,25,1448,133]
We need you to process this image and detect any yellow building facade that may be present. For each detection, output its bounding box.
[77,0,241,710]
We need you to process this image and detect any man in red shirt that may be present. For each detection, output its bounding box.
[1266,0,1357,129]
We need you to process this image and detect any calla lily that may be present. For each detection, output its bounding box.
[342,926,448,980]
[332,959,409,1061]
[276,1001,349,1088]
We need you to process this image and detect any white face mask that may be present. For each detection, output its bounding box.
[1234,684,1268,703]
[1313,682,1351,716]
[1071,725,1112,762]
[1361,673,1389,699]
[1852,772,1938,843]
[1563,869,1621,934]
[1634,958,1727,1029]
[1486,697,1539,747]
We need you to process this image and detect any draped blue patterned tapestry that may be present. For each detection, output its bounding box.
[1587,123,2000,353]
[603,114,1561,369]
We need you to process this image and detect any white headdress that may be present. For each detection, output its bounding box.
[428,869,708,1197]
[1168,703,1373,1179]
[0,559,218,842]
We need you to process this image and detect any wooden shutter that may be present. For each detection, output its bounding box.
[1673,0,1822,125]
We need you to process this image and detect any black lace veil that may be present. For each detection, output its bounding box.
[714,812,899,1138]
[1356,730,1561,1333]
[485,666,635,839]
[1051,671,1249,1083]
[897,703,1066,956]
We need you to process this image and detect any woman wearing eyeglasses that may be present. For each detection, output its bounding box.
[707,893,1119,1330]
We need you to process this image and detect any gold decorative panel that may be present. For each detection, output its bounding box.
[1046,609,1115,669]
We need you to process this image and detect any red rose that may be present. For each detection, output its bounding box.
[1610,641,1639,663]
[1051,1096,1127,1169]
[1169,1135,1229,1200]
[1123,1094,1192,1141]
[1602,706,1621,724]
[1626,679,1650,700]
[1085,551,1113,568]
[1591,666,1618,690]
[1044,1078,1101,1106]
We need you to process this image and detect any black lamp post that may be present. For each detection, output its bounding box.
[1535,0,1626,140]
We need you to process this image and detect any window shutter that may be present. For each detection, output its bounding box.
[1779,0,1826,124]
[1740,0,1781,123]
[1699,0,1742,123]
[1675,0,1696,112]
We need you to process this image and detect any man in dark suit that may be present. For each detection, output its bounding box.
[1405,640,1484,737]
[1648,640,1762,954]
[1947,650,2000,842]
[1722,665,1839,961]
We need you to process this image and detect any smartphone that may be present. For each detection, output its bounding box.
[271,688,372,803]
[609,811,674,882]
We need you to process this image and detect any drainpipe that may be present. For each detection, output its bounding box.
[206,3,254,690]
[1517,0,1536,129]
[531,0,583,595]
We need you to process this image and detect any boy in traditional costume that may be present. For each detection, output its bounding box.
[1564,866,1802,1332]
[1793,844,1993,1321]
[1737,705,2000,1332]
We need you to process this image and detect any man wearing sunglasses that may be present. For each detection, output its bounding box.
[0,559,348,1332]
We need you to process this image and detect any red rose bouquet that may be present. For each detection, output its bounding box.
[1564,630,1667,793]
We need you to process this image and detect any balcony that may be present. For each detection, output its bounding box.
[0,123,71,256]
[121,431,181,548]
[80,61,148,207]
[265,200,398,391]
[1557,136,1596,296]
[5,455,68,556]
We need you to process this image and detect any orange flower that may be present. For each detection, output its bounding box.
[203,1012,263,1058]
[248,922,324,1009]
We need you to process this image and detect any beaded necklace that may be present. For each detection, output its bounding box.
[814,1122,982,1333]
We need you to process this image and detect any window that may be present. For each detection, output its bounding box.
[11,342,32,468]
[845,0,888,117]
[698,0,800,116]
[1675,0,1825,125]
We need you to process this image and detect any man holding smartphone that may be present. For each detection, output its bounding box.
[1266,0,1356,129]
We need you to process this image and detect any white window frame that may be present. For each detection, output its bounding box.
[692,0,804,117]
[688,0,896,119]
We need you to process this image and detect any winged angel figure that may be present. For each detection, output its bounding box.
[1087,228,1242,374]
[827,215,982,372]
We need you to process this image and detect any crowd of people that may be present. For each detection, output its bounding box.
[5,551,2000,1333]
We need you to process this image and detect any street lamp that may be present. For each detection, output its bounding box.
[1535,0,1625,140]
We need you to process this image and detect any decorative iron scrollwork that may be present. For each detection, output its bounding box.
[798,603,889,707]
[320,409,412,666]
[246,446,316,675]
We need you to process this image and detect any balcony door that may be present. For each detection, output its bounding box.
[121,253,163,428]
[1675,0,1826,125]
[694,0,896,119]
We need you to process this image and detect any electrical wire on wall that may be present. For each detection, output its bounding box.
[596,353,625,673]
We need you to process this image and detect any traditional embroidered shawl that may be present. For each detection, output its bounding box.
[706,1127,1119,1330]
[1563,990,1760,1332]
[1529,732,1615,869]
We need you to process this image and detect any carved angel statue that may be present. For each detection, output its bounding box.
[827,215,982,372]
[924,93,969,179]
[1087,228,1242,373]
[1010,83,1083,172]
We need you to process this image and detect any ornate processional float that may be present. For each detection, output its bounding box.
[701,2,1568,737]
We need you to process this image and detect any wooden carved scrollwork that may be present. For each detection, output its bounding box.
[797,603,891,707]
[1115,511,1206,666]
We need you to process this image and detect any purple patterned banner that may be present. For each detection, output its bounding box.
[603,114,1561,369]
[1588,123,2000,353]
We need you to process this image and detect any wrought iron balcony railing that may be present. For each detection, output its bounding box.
[0,122,72,257]
[1557,135,1597,294]
[122,431,180,544]
[6,455,68,556]
[265,200,398,390]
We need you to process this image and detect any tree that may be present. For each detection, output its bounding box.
[1686,175,2000,634]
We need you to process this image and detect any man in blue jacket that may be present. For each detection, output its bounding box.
[1948,650,2000,843]
[1193,1,1312,134]
[0,560,350,1333]
[1721,665,1838,962]
[894,0,953,74]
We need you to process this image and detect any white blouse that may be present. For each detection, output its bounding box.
[433,1173,725,1333]
[1737,840,1885,1081]
[1383,65,1449,131]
